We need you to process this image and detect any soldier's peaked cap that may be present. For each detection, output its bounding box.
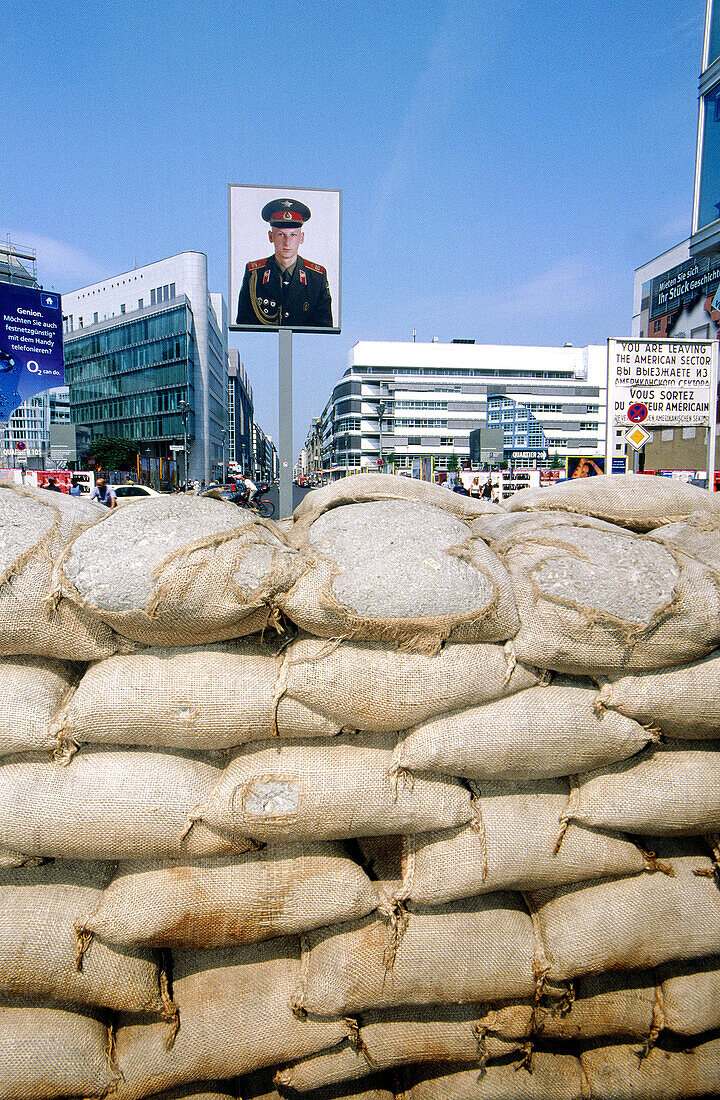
[262,198,311,227]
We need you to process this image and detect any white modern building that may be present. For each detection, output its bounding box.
[305,340,621,481]
[62,253,229,483]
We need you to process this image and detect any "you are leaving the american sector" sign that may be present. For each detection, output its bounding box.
[608,337,717,427]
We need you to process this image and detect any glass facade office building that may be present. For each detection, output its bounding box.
[62,253,228,483]
[64,300,196,448]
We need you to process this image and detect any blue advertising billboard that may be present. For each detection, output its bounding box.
[0,283,64,421]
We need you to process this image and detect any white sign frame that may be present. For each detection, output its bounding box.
[605,337,719,488]
[228,184,341,333]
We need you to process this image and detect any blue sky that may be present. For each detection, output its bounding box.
[4,0,704,449]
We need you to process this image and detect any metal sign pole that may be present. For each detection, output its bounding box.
[278,328,293,518]
[605,338,613,475]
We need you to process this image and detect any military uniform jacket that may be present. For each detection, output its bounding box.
[236,255,333,328]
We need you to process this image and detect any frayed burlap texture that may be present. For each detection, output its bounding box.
[280,500,519,651]
[506,473,720,532]
[504,522,720,674]
[0,483,120,660]
[0,860,171,1015]
[57,495,304,646]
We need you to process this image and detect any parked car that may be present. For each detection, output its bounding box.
[110,483,163,504]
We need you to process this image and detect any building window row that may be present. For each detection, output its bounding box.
[360,367,575,380]
[395,400,448,410]
[395,418,448,429]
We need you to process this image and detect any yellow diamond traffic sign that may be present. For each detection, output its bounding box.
[625,425,651,450]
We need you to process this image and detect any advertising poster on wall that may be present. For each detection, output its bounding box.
[0,284,64,421]
[648,254,720,340]
[566,455,606,478]
[229,185,341,333]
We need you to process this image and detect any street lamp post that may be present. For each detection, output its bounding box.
[377,400,386,472]
[221,429,227,485]
[177,399,190,489]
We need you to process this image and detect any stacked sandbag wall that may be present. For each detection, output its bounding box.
[1,474,720,1099]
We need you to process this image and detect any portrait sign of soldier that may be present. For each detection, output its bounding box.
[229,186,340,332]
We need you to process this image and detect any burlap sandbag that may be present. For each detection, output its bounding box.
[391,683,654,783]
[527,842,720,982]
[241,1068,395,1100]
[293,894,548,1017]
[505,473,720,532]
[0,655,79,757]
[0,483,120,660]
[0,861,173,1016]
[140,1089,236,1100]
[113,938,346,1099]
[191,732,474,845]
[398,1052,585,1100]
[580,1034,720,1100]
[0,996,118,1100]
[658,955,720,1036]
[597,653,720,739]
[471,509,623,550]
[475,970,658,1044]
[279,500,519,651]
[561,740,720,836]
[275,1004,522,1093]
[398,779,648,905]
[80,843,380,949]
[292,473,500,529]
[277,636,542,734]
[0,747,254,861]
[648,514,720,573]
[536,970,659,1043]
[56,495,303,646]
[56,640,341,757]
[504,522,720,674]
